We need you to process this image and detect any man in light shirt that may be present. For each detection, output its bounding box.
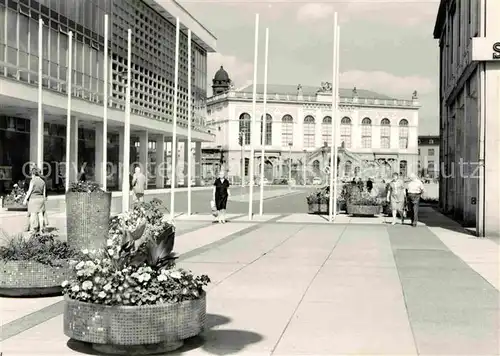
[406,173,425,227]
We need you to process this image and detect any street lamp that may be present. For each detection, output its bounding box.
[303,149,307,186]
[288,142,292,186]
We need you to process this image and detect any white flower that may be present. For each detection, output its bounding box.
[75,261,85,270]
[157,274,168,282]
[85,261,96,268]
[170,271,182,279]
[103,283,112,291]
[13,184,18,188]
[98,291,106,299]
[82,281,93,290]
[106,239,113,247]
[61,280,69,288]
[71,285,80,292]
[138,273,151,282]
[107,249,114,256]
[81,249,89,255]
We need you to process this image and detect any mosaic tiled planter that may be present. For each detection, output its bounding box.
[66,191,111,251]
[347,204,381,216]
[0,260,69,297]
[64,293,207,355]
[4,203,27,211]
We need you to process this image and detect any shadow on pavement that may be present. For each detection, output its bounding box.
[417,206,477,236]
[66,313,264,355]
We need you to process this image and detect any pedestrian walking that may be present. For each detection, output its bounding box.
[386,172,405,225]
[213,170,230,223]
[132,166,147,203]
[406,173,425,227]
[23,167,46,233]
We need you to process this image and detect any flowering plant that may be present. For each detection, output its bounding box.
[62,198,210,306]
[68,181,102,193]
[3,181,27,206]
[348,187,379,206]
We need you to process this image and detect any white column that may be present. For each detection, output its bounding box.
[183,140,189,185]
[29,116,42,166]
[138,130,148,183]
[155,135,165,188]
[195,142,202,186]
[95,122,104,186]
[69,116,78,182]
[118,127,124,188]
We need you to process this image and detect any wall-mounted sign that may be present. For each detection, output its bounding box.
[472,38,500,61]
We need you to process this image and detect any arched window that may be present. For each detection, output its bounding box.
[340,117,352,148]
[303,116,315,148]
[281,115,293,146]
[399,119,409,149]
[260,114,272,145]
[400,160,408,177]
[380,118,391,148]
[361,118,372,148]
[321,116,332,146]
[239,113,251,145]
[344,160,352,177]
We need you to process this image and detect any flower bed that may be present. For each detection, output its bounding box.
[66,181,111,251]
[62,198,210,354]
[0,232,77,297]
[2,181,27,211]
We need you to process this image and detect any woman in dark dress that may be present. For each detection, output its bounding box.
[213,170,230,223]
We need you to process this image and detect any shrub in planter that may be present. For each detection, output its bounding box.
[0,231,78,297]
[63,199,210,355]
[347,188,381,216]
[66,181,111,251]
[2,181,27,211]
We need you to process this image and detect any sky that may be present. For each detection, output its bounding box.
[179,0,441,135]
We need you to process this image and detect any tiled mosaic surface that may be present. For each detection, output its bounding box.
[64,294,206,345]
[66,191,111,251]
[0,260,69,288]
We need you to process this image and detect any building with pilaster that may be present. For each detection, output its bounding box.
[0,0,215,195]
[433,0,500,237]
[204,67,420,183]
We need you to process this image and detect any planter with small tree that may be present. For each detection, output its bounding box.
[346,186,381,216]
[63,199,210,355]
[0,231,78,297]
[66,181,111,251]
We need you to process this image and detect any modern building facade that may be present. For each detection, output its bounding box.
[0,0,216,195]
[433,0,500,236]
[418,135,440,179]
[204,67,420,183]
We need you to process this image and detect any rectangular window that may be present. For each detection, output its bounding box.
[303,122,315,148]
[428,148,435,156]
[340,124,351,148]
[281,120,293,146]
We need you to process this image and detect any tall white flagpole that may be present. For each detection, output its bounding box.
[102,14,109,191]
[259,28,269,216]
[248,13,259,220]
[332,25,341,217]
[65,31,73,192]
[122,29,132,212]
[187,29,193,216]
[37,19,44,170]
[170,17,180,220]
[328,13,338,222]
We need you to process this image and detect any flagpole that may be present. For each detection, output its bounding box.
[65,31,73,192]
[332,25,341,218]
[122,29,132,212]
[102,14,109,191]
[329,13,338,222]
[37,18,44,170]
[170,17,180,220]
[187,29,193,216]
[248,13,259,220]
[259,28,269,216]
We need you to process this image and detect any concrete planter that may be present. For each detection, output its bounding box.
[66,191,111,251]
[64,293,206,355]
[0,260,69,297]
[347,204,380,217]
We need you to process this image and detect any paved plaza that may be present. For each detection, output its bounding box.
[1,184,499,355]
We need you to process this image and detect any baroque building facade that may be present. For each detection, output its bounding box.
[204,67,420,183]
[434,0,500,237]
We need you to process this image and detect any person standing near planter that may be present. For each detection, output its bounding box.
[386,172,405,225]
[22,167,46,233]
[406,173,425,227]
[213,170,230,223]
[132,166,146,203]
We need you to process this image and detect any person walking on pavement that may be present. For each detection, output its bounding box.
[213,170,230,223]
[386,172,406,225]
[406,173,425,227]
[23,167,46,233]
[132,166,147,203]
